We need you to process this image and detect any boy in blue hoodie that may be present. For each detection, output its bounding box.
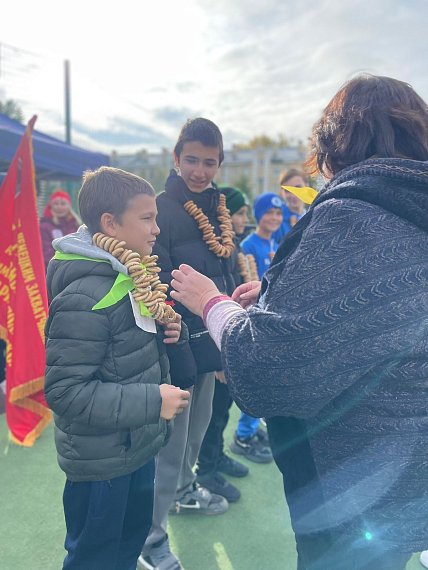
[230,192,283,463]
[240,192,283,279]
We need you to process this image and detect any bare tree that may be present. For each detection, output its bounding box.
[0,99,24,122]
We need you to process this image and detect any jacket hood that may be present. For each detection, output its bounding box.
[47,225,128,301]
[320,157,428,234]
[52,225,128,274]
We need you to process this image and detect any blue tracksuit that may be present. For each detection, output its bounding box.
[237,232,279,437]
[240,233,279,280]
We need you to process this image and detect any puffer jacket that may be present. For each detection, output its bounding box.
[45,240,171,482]
[154,170,237,373]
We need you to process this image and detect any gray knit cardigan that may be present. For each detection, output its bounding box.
[222,158,428,552]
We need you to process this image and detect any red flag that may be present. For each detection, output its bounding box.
[0,115,51,446]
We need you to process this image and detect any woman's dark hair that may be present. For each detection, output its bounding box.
[306,74,428,176]
[174,117,224,165]
[78,166,155,234]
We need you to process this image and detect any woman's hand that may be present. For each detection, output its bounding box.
[171,264,221,317]
[159,313,182,344]
[231,280,261,309]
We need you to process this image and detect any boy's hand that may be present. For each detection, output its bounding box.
[215,370,227,384]
[232,280,261,309]
[159,384,190,420]
[159,313,182,344]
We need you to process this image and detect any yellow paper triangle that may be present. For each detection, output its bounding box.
[281,185,318,205]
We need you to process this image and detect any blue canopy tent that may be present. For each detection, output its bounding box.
[0,113,109,180]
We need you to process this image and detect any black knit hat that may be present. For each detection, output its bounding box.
[219,185,248,215]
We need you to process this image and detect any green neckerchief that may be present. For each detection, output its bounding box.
[53,251,152,317]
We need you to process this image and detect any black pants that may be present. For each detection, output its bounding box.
[197,380,232,476]
[266,417,412,570]
[294,529,411,570]
[62,459,155,570]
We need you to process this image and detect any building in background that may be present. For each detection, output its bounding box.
[217,144,307,199]
[111,148,173,195]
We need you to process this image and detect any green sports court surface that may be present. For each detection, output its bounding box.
[0,407,422,570]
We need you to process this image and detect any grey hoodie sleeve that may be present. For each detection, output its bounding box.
[44,291,162,429]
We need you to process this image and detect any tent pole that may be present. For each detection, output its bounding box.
[64,59,71,144]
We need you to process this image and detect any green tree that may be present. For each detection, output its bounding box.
[233,133,290,150]
[0,99,24,122]
[231,174,252,200]
[233,135,275,150]
[151,165,171,195]
[276,133,290,147]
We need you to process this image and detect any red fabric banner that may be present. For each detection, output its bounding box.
[0,115,51,446]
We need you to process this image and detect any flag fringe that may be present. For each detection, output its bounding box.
[9,411,51,447]
[8,376,52,446]
[9,376,45,402]
[0,324,7,342]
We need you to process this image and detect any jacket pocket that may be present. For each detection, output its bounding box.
[189,329,222,374]
[88,480,112,520]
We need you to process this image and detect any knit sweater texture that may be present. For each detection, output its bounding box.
[222,158,428,551]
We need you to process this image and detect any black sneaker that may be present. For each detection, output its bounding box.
[169,483,229,515]
[230,433,273,464]
[217,453,249,478]
[138,535,183,570]
[256,427,270,447]
[196,471,241,503]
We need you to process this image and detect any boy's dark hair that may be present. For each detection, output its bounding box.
[78,166,155,234]
[306,74,428,176]
[174,118,224,165]
[279,168,307,187]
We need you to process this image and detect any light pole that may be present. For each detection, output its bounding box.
[64,59,71,144]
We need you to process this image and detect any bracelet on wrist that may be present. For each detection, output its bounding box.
[202,295,231,326]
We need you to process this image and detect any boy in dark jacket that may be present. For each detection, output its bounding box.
[195,186,251,500]
[139,118,236,570]
[44,166,190,570]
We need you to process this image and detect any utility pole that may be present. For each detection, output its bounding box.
[64,59,71,144]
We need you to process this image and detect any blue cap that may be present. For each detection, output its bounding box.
[253,192,283,223]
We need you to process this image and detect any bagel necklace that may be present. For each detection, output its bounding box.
[183,193,235,258]
[237,252,259,283]
[92,232,176,323]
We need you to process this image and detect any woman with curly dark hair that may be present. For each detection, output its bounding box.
[170,75,428,569]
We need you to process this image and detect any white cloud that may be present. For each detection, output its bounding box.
[1,0,427,154]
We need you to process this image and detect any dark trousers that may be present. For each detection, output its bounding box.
[266,417,412,570]
[293,529,411,570]
[62,459,155,570]
[197,380,232,476]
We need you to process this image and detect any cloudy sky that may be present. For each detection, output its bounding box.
[1,0,427,155]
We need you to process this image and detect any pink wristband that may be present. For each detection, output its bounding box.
[203,295,231,326]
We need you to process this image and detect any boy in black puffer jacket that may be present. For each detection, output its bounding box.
[44,167,190,570]
[139,118,237,570]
